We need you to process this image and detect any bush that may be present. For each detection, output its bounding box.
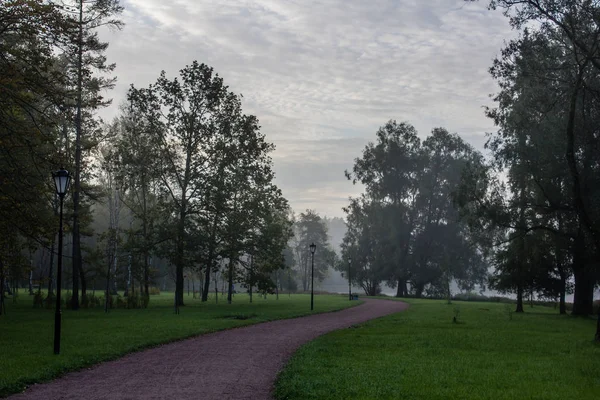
[142,294,150,308]
[115,295,126,309]
[452,292,490,302]
[45,292,55,309]
[81,294,90,308]
[148,287,161,296]
[32,292,44,308]
[87,294,102,308]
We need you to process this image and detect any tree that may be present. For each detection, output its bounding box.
[292,210,335,292]
[62,0,123,310]
[481,25,599,315]
[126,61,287,307]
[344,121,487,298]
[110,105,164,302]
[0,1,73,249]
[339,198,393,296]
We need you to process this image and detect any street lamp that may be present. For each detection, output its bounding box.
[348,257,352,301]
[52,167,71,355]
[309,242,316,311]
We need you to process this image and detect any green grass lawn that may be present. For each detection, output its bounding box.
[0,291,357,397]
[275,298,600,400]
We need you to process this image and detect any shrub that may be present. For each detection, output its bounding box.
[64,294,71,309]
[126,294,142,309]
[80,294,90,308]
[452,306,460,323]
[32,292,44,308]
[45,292,55,309]
[148,287,161,296]
[86,294,102,308]
[142,294,150,308]
[106,294,114,309]
[452,292,489,302]
[115,295,126,309]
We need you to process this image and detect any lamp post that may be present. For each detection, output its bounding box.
[309,242,316,311]
[52,167,71,355]
[348,257,352,301]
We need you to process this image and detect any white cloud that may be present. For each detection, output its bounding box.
[100,0,515,217]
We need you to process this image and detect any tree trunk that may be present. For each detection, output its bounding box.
[142,176,149,300]
[0,260,5,315]
[28,270,33,295]
[79,259,87,304]
[143,251,149,303]
[595,305,600,342]
[202,265,211,302]
[516,284,524,313]
[104,256,111,313]
[414,283,424,298]
[71,0,84,312]
[214,274,218,304]
[572,227,594,316]
[249,255,253,303]
[565,65,600,253]
[395,279,407,297]
[227,258,234,304]
[201,212,220,302]
[199,274,203,300]
[559,271,566,315]
[572,266,594,315]
[112,251,118,295]
[175,211,185,306]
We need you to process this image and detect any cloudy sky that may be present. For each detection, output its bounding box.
[100,0,515,218]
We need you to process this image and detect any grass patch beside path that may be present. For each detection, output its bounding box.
[275,298,600,400]
[0,292,357,397]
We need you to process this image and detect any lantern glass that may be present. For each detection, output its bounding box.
[53,168,71,197]
[309,243,316,254]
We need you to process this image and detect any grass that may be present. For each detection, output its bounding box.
[0,291,358,397]
[274,298,600,400]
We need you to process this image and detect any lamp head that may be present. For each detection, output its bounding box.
[52,168,71,198]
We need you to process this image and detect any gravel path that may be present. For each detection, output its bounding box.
[10,298,408,400]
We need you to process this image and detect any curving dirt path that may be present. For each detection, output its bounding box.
[10,298,408,400]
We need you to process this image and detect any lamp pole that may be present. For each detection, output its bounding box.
[348,257,352,301]
[53,168,71,355]
[310,243,316,311]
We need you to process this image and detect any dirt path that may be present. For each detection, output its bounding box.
[10,298,408,400]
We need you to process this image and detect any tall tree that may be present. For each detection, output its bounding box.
[127,61,280,307]
[64,0,123,310]
[292,210,336,292]
[344,121,487,298]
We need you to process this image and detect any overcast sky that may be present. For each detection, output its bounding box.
[100,0,515,218]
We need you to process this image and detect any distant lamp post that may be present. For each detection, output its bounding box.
[52,167,71,355]
[348,257,352,301]
[309,242,316,311]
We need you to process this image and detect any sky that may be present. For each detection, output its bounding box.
[99,0,516,218]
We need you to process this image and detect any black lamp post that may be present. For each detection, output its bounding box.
[309,242,316,311]
[348,257,352,301]
[52,167,71,355]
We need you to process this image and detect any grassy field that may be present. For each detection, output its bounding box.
[0,291,357,397]
[275,298,600,400]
